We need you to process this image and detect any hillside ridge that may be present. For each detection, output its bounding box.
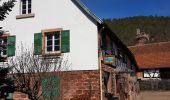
[104,16,170,46]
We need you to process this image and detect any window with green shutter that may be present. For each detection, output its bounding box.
[61,30,70,53]
[34,29,70,55]
[7,36,16,57]
[34,33,42,55]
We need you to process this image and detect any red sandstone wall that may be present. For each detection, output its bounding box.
[12,70,100,100]
[61,70,100,100]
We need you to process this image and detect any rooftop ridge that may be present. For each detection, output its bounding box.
[128,41,170,48]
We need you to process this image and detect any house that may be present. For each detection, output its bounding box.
[1,0,138,99]
[129,41,170,80]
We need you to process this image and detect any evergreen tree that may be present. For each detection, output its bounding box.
[0,0,16,21]
[0,0,16,99]
[0,67,14,99]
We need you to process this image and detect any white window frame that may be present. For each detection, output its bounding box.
[20,0,31,14]
[144,69,160,78]
[45,33,61,54]
[42,28,62,55]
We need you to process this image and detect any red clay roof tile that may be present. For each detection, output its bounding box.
[129,42,170,69]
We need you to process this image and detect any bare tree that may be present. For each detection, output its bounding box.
[7,47,71,100]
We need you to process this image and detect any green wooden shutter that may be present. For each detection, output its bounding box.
[7,36,16,57]
[61,30,70,53]
[34,33,42,55]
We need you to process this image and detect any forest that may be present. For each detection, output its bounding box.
[104,16,170,46]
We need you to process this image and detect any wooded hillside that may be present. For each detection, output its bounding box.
[104,16,170,46]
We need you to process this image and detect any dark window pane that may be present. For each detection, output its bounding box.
[28,9,31,13]
[22,10,26,14]
[22,0,26,4]
[55,46,60,51]
[28,0,31,3]
[3,50,6,55]
[47,46,52,52]
[4,39,7,43]
[46,35,52,40]
[55,40,60,45]
[28,4,31,9]
[47,40,52,46]
[22,5,26,9]
[54,33,60,39]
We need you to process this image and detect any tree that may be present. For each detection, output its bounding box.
[0,0,16,99]
[0,0,16,21]
[0,67,15,99]
[7,47,71,100]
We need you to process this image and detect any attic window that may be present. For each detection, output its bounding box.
[16,0,34,19]
[21,0,31,14]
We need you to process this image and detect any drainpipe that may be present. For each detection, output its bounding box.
[99,57,103,100]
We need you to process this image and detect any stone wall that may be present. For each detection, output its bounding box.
[61,70,100,100]
[12,70,100,100]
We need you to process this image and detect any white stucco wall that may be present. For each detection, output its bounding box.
[1,0,99,70]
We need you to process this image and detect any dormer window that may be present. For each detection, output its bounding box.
[21,0,31,14]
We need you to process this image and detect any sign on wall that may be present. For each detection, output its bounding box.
[103,55,116,66]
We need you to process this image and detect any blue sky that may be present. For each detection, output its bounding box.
[81,0,170,19]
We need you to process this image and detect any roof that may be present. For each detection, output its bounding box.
[72,0,103,24]
[129,42,170,69]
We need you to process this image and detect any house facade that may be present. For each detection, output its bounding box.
[1,0,138,99]
[1,0,102,70]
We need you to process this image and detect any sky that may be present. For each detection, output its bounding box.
[81,0,170,19]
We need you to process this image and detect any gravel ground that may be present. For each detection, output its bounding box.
[138,91,170,100]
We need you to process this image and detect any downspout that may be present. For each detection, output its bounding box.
[98,26,104,100]
[99,57,103,100]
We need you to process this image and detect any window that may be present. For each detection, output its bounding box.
[45,31,61,53]
[16,0,34,19]
[21,0,31,14]
[0,34,16,62]
[144,69,160,78]
[0,38,7,57]
[34,28,70,55]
